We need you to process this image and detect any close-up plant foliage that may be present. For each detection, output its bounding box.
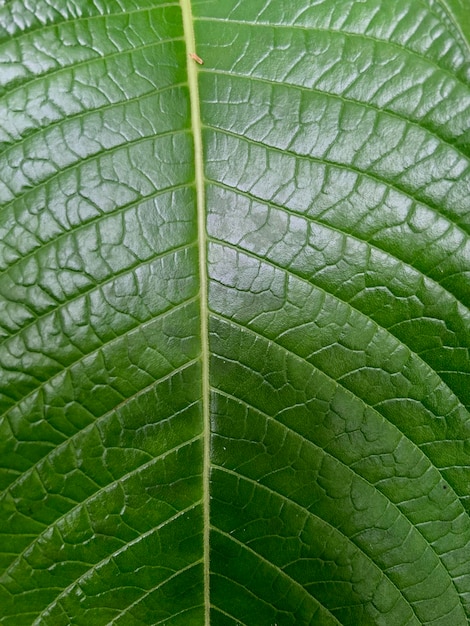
[0,0,470,624]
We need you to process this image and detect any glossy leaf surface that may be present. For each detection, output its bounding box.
[1,0,470,624]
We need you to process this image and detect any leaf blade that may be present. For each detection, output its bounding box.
[1,0,470,624]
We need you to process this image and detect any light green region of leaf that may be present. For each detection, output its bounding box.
[0,0,470,624]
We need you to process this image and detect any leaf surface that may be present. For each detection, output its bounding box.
[1,0,470,624]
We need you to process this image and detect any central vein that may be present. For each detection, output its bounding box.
[179,1,210,623]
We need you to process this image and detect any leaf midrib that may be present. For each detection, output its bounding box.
[180,0,210,623]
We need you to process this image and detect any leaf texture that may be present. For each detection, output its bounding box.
[0,0,470,624]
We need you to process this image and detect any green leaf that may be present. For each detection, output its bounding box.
[1,0,470,624]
